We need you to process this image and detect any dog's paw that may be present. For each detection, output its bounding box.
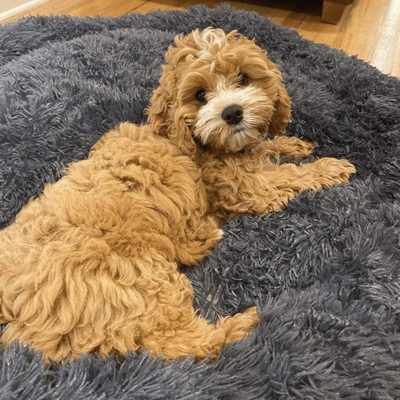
[289,138,315,159]
[261,136,315,160]
[314,157,356,186]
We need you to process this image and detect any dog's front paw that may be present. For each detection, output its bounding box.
[289,138,315,159]
[313,158,356,186]
[261,136,315,160]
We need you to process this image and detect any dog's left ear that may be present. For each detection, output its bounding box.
[266,60,292,136]
[147,65,197,157]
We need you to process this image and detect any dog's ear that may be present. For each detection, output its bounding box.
[146,68,171,138]
[147,65,197,157]
[267,60,292,136]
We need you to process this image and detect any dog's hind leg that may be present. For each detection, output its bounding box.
[141,306,258,361]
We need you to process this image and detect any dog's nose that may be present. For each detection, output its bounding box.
[221,105,243,125]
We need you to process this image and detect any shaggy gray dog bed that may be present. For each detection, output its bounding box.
[1,5,400,399]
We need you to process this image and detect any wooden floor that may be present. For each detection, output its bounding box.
[2,0,400,78]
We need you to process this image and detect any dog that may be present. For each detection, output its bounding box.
[0,28,356,363]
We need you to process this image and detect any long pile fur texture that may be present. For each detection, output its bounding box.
[0,5,400,399]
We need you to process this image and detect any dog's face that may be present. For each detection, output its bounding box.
[148,28,291,156]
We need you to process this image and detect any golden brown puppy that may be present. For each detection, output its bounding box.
[0,28,355,363]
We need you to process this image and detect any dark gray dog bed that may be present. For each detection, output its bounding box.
[1,5,400,399]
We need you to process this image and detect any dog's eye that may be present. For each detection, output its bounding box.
[196,90,207,102]
[238,73,249,86]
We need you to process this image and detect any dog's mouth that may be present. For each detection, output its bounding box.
[227,126,264,151]
[191,122,266,154]
[231,126,247,136]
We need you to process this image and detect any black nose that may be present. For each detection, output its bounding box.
[221,105,243,125]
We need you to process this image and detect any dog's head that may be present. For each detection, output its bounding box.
[147,28,291,157]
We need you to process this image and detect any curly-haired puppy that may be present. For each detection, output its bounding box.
[0,28,356,363]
